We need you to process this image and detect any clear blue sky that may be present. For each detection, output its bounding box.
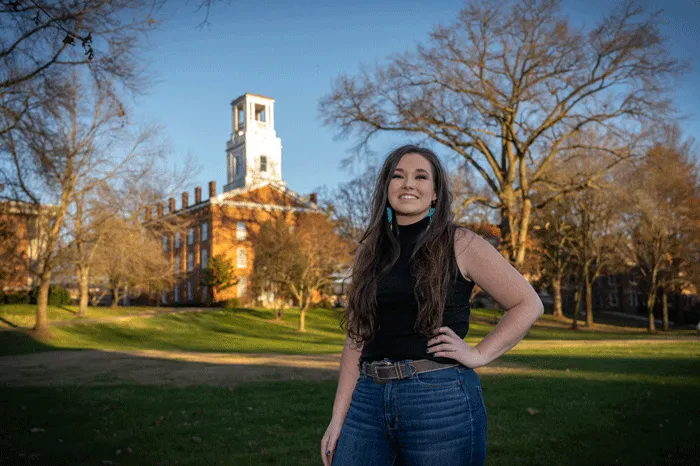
[135,0,700,197]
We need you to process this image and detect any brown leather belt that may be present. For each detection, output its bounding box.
[361,359,459,384]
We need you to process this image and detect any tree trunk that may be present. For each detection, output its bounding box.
[299,300,309,332]
[552,276,563,318]
[646,270,658,333]
[646,291,657,333]
[111,287,120,309]
[585,272,594,327]
[662,288,670,332]
[571,286,582,330]
[275,301,286,321]
[515,197,532,266]
[34,275,51,332]
[77,266,89,318]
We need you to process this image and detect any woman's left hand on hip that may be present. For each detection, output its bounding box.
[426,326,487,368]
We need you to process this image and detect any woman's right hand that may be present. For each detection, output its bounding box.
[321,418,344,466]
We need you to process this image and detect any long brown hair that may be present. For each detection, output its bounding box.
[341,145,457,343]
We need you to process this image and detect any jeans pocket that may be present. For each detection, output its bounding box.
[414,367,461,389]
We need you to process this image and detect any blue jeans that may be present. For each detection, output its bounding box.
[332,361,487,466]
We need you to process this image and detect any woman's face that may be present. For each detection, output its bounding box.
[387,153,437,224]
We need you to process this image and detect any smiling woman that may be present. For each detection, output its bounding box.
[321,144,544,466]
[387,154,437,225]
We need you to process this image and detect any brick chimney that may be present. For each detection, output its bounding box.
[144,206,151,221]
[309,192,318,204]
[208,181,216,199]
[195,186,201,203]
[157,203,164,217]
[168,197,175,214]
[182,192,189,209]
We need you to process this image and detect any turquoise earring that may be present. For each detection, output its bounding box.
[427,207,435,223]
[386,206,393,224]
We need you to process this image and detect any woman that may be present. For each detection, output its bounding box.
[321,145,543,466]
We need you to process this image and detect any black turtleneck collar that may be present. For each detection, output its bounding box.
[397,214,431,241]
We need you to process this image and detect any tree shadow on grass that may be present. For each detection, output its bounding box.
[58,306,76,315]
[0,329,80,356]
[0,316,18,328]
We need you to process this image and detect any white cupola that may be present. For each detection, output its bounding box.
[224,93,283,192]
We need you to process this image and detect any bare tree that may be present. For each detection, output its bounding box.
[530,198,575,318]
[291,215,350,331]
[0,74,158,331]
[567,187,620,327]
[91,215,172,308]
[252,214,350,331]
[321,164,377,244]
[320,0,685,268]
[251,216,302,320]
[617,131,700,332]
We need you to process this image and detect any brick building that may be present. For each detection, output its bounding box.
[151,93,323,305]
[0,200,49,295]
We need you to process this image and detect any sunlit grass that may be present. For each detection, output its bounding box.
[1,305,696,357]
[0,304,179,328]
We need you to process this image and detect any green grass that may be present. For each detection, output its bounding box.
[2,349,699,465]
[1,305,699,464]
[1,305,694,357]
[0,304,180,328]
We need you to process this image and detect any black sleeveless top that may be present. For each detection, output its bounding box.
[359,215,476,364]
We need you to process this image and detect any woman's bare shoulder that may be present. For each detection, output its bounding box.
[453,227,478,282]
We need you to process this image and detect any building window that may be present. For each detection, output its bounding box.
[187,228,194,245]
[174,284,180,303]
[629,292,639,308]
[187,252,194,271]
[237,105,245,129]
[237,247,247,269]
[254,104,266,122]
[201,222,208,241]
[260,155,267,172]
[236,221,247,240]
[161,290,167,304]
[234,155,241,176]
[187,280,192,301]
[596,295,605,308]
[162,235,168,252]
[609,292,619,308]
[175,232,181,248]
[175,256,181,272]
[607,275,617,286]
[202,285,208,303]
[201,248,208,269]
[238,277,247,298]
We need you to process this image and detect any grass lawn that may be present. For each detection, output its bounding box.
[0,304,182,328]
[0,305,695,357]
[2,344,699,465]
[1,305,699,464]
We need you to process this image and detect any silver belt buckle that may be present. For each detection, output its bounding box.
[372,361,401,384]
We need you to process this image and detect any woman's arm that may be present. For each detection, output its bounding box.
[330,335,363,422]
[460,229,544,365]
[427,229,543,367]
[321,335,363,465]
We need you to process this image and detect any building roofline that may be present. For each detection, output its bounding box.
[231,93,275,105]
